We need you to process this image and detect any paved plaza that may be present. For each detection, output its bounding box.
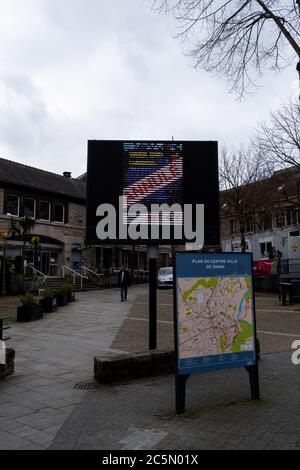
[1,285,300,449]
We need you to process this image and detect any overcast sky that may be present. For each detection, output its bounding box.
[0,0,298,178]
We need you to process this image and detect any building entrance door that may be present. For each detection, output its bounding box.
[72,244,82,272]
[41,252,51,276]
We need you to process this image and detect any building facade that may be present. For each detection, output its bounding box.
[220,167,300,260]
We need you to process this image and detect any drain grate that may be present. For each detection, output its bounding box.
[74,382,98,390]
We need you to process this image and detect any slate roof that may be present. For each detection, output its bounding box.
[0,157,86,201]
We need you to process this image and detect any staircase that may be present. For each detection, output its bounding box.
[43,276,100,292]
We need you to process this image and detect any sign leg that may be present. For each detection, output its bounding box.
[175,374,189,414]
[245,363,260,400]
[148,246,158,350]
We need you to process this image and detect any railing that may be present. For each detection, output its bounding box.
[62,265,88,290]
[80,266,105,287]
[26,264,48,282]
[81,266,104,278]
[280,259,300,276]
[0,318,11,342]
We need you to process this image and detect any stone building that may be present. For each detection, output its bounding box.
[0,157,171,281]
[0,157,87,276]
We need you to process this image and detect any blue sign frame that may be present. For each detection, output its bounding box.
[174,252,257,375]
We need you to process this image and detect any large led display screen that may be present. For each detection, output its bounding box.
[86,140,219,246]
[122,141,183,225]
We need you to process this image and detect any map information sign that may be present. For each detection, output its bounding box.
[175,252,257,375]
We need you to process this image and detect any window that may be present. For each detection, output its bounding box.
[39,201,51,221]
[275,211,285,228]
[286,207,298,226]
[260,242,272,258]
[23,197,35,218]
[53,203,64,223]
[122,250,130,268]
[230,219,237,234]
[262,213,272,231]
[4,194,19,216]
[246,216,255,233]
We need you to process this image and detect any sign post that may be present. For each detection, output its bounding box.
[148,246,158,350]
[174,251,259,414]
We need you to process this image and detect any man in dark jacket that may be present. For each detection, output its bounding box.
[118,267,131,302]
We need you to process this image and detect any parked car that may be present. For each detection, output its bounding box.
[157,266,173,288]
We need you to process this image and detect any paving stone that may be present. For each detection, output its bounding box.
[15,411,68,430]
[26,429,54,446]
[0,431,31,450]
[0,403,33,419]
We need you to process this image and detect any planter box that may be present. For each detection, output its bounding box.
[39,297,57,313]
[67,292,75,302]
[56,293,68,307]
[17,304,43,322]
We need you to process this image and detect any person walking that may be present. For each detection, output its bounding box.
[118,267,131,302]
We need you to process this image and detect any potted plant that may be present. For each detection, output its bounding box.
[62,283,75,302]
[39,288,57,313]
[55,284,69,307]
[17,292,43,322]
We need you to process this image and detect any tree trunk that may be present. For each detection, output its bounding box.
[240,227,247,253]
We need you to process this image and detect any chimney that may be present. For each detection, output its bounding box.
[63,171,72,178]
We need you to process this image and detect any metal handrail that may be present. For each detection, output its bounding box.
[81,266,104,277]
[62,265,88,290]
[27,264,47,281]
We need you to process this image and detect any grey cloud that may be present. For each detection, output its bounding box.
[0,0,297,177]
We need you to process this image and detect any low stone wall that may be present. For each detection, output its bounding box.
[0,348,15,380]
[94,350,175,384]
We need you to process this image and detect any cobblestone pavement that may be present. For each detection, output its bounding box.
[51,351,300,450]
[1,286,300,450]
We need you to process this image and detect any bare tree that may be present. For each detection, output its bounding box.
[220,146,274,250]
[152,1,300,95]
[256,98,300,169]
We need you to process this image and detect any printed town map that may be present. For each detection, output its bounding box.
[177,276,254,359]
